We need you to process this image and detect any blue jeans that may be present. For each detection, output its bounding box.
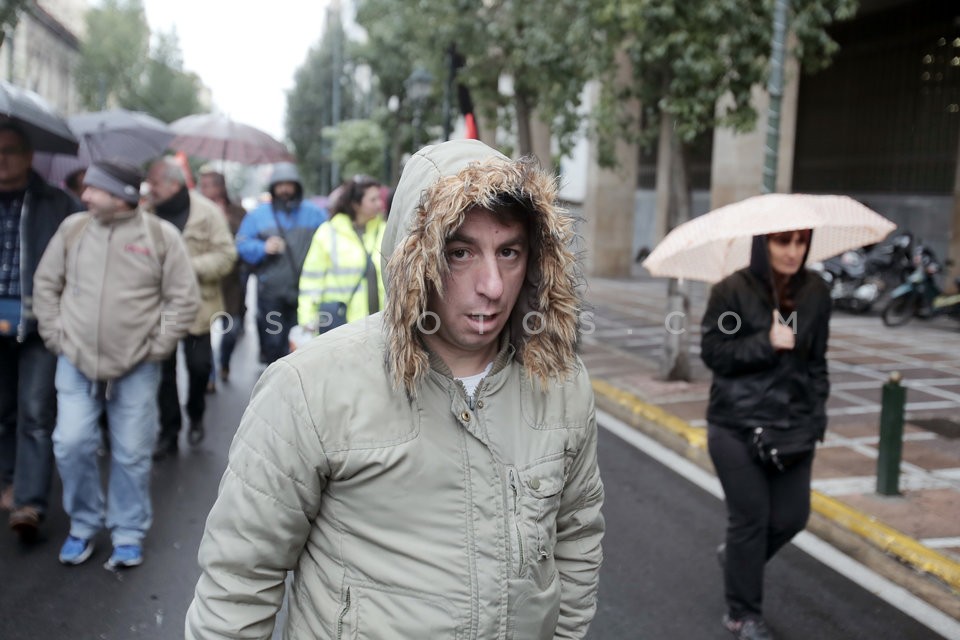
[217,313,243,371]
[53,357,160,546]
[0,334,58,514]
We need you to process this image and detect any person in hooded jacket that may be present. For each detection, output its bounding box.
[700,230,831,640]
[236,162,326,364]
[297,174,386,334]
[185,140,605,639]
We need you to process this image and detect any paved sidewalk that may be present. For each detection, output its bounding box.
[581,276,960,617]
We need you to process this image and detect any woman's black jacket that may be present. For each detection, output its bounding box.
[700,267,831,438]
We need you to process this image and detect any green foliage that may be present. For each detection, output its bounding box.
[75,0,150,109]
[124,30,202,122]
[354,0,614,159]
[0,0,31,50]
[75,0,201,122]
[595,0,858,164]
[286,11,362,194]
[326,119,386,181]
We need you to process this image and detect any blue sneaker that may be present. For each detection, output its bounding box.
[59,536,94,565]
[105,544,143,569]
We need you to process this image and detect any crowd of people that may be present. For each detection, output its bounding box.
[1,112,830,639]
[0,120,396,571]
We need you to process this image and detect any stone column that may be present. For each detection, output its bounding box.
[530,114,553,174]
[582,53,639,277]
[710,46,800,208]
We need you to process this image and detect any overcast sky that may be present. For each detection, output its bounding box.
[141,0,332,141]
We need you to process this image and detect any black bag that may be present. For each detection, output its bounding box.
[315,227,374,335]
[750,426,816,472]
[317,301,348,334]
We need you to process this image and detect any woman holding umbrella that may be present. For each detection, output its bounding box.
[700,229,831,640]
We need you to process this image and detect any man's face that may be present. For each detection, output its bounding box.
[272,181,297,201]
[146,164,182,205]
[0,130,33,190]
[198,174,222,202]
[423,207,529,374]
[81,185,126,220]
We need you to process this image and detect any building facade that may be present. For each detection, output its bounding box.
[575,0,960,281]
[1,0,86,116]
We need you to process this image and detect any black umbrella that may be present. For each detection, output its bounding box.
[68,108,174,164]
[0,80,78,154]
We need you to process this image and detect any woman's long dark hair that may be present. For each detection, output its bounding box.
[749,229,812,314]
[330,175,381,221]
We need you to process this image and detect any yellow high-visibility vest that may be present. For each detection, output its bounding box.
[297,212,387,329]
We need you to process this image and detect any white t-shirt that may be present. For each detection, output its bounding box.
[457,362,494,400]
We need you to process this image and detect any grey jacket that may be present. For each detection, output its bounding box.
[186,140,604,639]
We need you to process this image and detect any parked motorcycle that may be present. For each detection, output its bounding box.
[813,232,913,313]
[881,241,960,327]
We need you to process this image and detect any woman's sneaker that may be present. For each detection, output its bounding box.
[723,614,774,640]
[105,544,143,569]
[59,536,94,565]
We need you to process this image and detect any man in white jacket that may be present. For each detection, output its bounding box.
[187,140,604,639]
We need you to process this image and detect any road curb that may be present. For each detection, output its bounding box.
[591,378,960,594]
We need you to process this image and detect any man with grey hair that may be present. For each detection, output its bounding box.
[145,157,236,460]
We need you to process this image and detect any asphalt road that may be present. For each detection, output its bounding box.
[587,420,947,639]
[0,324,947,639]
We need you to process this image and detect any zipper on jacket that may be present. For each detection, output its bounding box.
[336,587,351,639]
[508,467,524,574]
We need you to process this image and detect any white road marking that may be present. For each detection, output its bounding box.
[598,409,960,640]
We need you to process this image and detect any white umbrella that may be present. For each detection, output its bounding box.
[642,193,897,283]
[168,113,292,164]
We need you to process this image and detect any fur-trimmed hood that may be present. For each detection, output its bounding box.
[382,139,581,394]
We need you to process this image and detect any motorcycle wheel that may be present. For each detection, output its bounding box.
[881,293,918,327]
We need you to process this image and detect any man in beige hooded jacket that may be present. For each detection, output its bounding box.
[186,140,604,639]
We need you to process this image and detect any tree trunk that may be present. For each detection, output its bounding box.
[658,111,693,382]
[515,92,533,158]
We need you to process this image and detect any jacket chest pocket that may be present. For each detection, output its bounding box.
[509,457,565,576]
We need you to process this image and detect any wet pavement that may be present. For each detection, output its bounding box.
[582,276,960,619]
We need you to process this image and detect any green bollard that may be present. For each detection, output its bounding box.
[876,372,907,496]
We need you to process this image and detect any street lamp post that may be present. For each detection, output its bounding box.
[405,66,433,153]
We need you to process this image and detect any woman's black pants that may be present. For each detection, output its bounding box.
[707,424,814,620]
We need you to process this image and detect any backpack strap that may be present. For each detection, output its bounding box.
[142,212,168,264]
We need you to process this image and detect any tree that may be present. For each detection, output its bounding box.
[125,30,203,122]
[0,0,31,51]
[74,1,201,123]
[594,0,857,380]
[354,0,614,163]
[326,119,386,181]
[286,11,361,195]
[75,0,150,110]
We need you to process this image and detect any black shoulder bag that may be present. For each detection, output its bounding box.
[270,209,304,307]
[316,225,372,334]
